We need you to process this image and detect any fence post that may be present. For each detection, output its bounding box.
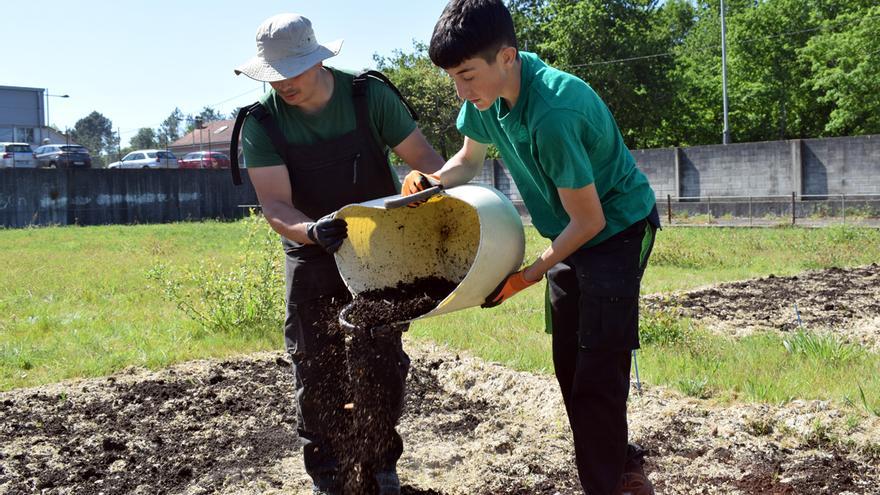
[667,194,672,226]
[748,196,752,226]
[791,192,796,225]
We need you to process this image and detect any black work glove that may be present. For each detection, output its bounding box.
[306,214,347,254]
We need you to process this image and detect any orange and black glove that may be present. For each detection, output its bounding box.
[401,171,441,206]
[481,270,539,308]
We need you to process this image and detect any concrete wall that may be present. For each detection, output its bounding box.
[802,135,880,196]
[631,148,676,199]
[0,169,258,228]
[400,134,880,206]
[631,134,880,199]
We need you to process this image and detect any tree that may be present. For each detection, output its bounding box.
[801,3,880,135]
[69,111,113,158]
[375,42,463,159]
[157,108,184,148]
[130,127,158,150]
[516,0,694,149]
[184,106,226,134]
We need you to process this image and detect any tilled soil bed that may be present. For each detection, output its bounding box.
[2,341,879,494]
[645,264,880,348]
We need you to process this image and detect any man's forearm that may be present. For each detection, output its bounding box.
[522,217,606,282]
[435,152,483,188]
[261,200,314,244]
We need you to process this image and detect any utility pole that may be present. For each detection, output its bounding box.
[195,116,204,152]
[720,0,731,144]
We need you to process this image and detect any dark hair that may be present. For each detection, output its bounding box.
[429,0,518,69]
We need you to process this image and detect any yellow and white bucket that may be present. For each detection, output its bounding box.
[334,184,525,320]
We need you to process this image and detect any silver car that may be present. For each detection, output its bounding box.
[108,149,179,169]
[0,142,36,168]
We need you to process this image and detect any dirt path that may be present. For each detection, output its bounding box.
[2,340,878,495]
[646,264,880,349]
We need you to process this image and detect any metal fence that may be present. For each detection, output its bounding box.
[659,193,880,227]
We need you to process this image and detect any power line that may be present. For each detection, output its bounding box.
[208,87,261,108]
[559,11,880,69]
[115,86,262,136]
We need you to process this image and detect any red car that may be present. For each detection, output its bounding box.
[179,151,231,169]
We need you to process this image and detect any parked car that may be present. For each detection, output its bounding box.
[34,144,92,168]
[0,142,36,168]
[179,151,231,169]
[108,149,179,169]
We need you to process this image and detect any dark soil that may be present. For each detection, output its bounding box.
[0,357,299,495]
[342,277,459,328]
[3,267,879,494]
[1,345,878,494]
[645,264,880,343]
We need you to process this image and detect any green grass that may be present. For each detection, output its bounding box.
[0,222,281,389]
[2,221,879,415]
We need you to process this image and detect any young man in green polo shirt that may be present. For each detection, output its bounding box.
[402,1,660,493]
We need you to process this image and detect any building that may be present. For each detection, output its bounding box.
[168,119,236,157]
[0,85,45,145]
[0,85,72,146]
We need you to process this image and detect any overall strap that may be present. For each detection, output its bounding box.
[229,102,289,185]
[352,71,419,128]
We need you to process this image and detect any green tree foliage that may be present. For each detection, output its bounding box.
[157,108,184,147]
[801,3,880,135]
[382,0,878,149]
[69,111,113,158]
[130,127,158,150]
[726,0,821,141]
[184,107,226,134]
[375,42,462,159]
[527,0,695,149]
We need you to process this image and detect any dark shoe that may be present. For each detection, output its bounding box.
[375,470,401,495]
[614,448,654,495]
[312,475,341,495]
[312,487,341,495]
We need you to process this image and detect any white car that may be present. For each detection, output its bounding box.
[108,149,179,169]
[0,142,36,168]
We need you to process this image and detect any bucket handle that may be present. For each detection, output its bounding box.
[338,302,409,338]
[383,186,443,209]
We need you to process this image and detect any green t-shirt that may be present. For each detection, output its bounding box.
[242,68,417,174]
[457,52,655,246]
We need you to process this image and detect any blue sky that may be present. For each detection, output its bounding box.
[4,0,450,145]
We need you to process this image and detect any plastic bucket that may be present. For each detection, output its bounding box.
[334,184,525,321]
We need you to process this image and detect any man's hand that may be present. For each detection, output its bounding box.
[402,171,441,206]
[306,214,348,253]
[481,270,539,308]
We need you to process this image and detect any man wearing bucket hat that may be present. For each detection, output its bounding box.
[403,1,662,494]
[230,13,444,495]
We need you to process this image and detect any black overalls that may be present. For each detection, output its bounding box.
[231,72,413,493]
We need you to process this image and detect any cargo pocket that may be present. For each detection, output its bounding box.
[576,265,641,351]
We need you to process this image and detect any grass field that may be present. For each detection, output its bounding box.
[2,220,878,414]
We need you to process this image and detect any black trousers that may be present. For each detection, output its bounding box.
[547,214,657,495]
[283,249,410,490]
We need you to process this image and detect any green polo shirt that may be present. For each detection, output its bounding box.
[457,52,655,246]
[242,67,416,170]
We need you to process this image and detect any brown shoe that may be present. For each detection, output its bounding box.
[614,455,654,495]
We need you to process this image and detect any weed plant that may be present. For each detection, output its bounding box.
[147,212,283,338]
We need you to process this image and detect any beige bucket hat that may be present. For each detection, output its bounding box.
[234,13,343,82]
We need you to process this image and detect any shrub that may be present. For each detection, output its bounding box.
[147,212,284,337]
